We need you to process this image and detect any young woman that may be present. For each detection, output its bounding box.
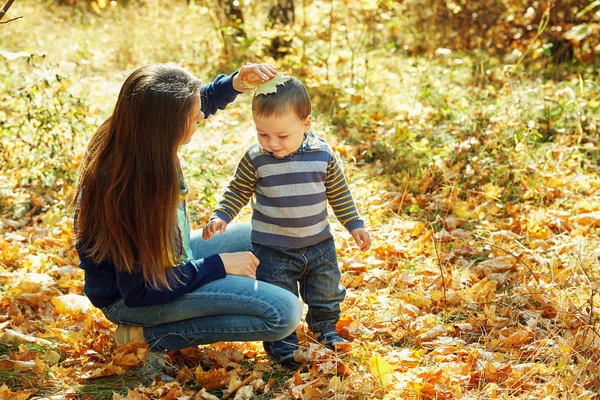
[73,63,303,377]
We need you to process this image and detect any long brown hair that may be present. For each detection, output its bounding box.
[73,64,201,290]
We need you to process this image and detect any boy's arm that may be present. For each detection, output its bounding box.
[212,151,258,223]
[325,155,364,232]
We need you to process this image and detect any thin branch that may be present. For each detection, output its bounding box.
[0,0,18,23]
[0,15,21,24]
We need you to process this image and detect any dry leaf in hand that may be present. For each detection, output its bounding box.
[254,73,291,96]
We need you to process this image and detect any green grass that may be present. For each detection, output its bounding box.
[72,370,145,399]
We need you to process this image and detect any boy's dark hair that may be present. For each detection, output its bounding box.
[252,76,311,120]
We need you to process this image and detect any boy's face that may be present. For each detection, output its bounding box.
[254,111,312,158]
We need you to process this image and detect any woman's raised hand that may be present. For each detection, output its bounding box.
[219,252,259,279]
[233,63,277,91]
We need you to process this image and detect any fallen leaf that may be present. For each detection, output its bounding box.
[484,361,512,382]
[571,211,600,227]
[18,273,55,293]
[417,325,449,343]
[474,256,516,277]
[368,353,396,385]
[1,329,53,347]
[52,293,93,314]
[195,366,230,390]
[0,384,35,400]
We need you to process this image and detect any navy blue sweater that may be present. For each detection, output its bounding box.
[77,73,240,309]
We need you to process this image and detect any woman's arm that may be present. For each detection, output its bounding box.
[200,73,240,118]
[116,255,226,307]
[115,251,260,307]
[200,64,277,118]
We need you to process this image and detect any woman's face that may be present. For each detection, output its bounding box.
[181,95,204,145]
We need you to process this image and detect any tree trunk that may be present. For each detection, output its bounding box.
[266,0,295,59]
[203,0,246,58]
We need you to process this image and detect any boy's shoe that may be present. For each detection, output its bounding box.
[275,352,303,370]
[315,330,349,351]
[264,332,302,370]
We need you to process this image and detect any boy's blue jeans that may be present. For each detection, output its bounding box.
[253,238,346,360]
[99,223,303,352]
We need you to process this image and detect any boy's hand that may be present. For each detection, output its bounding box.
[202,218,228,240]
[233,63,277,91]
[350,228,371,251]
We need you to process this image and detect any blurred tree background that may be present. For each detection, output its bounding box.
[1,0,598,188]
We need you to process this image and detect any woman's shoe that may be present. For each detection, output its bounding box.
[114,324,131,346]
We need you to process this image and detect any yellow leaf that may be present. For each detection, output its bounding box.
[0,384,36,400]
[474,255,516,277]
[417,324,448,342]
[430,290,444,302]
[527,223,550,239]
[483,183,502,199]
[368,353,396,385]
[19,272,55,293]
[454,202,473,219]
[411,222,426,237]
[571,211,600,227]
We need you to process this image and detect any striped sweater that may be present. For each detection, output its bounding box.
[212,131,364,248]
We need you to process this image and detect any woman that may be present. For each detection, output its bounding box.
[73,63,303,378]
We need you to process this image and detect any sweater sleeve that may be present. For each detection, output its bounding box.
[200,72,242,118]
[325,155,364,232]
[116,254,226,307]
[212,151,257,223]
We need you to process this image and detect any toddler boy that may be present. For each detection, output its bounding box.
[203,75,371,368]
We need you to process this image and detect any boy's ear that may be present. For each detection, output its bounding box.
[304,115,312,132]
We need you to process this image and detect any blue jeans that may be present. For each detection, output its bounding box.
[253,238,346,359]
[100,223,303,352]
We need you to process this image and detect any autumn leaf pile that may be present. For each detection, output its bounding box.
[2,1,600,399]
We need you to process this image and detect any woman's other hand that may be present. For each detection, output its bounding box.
[219,252,259,279]
[202,218,228,240]
[233,63,277,92]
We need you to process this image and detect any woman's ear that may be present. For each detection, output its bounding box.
[304,115,312,132]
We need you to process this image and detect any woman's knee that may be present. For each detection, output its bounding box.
[269,287,303,338]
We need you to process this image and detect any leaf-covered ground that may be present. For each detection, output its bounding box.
[1,2,599,399]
